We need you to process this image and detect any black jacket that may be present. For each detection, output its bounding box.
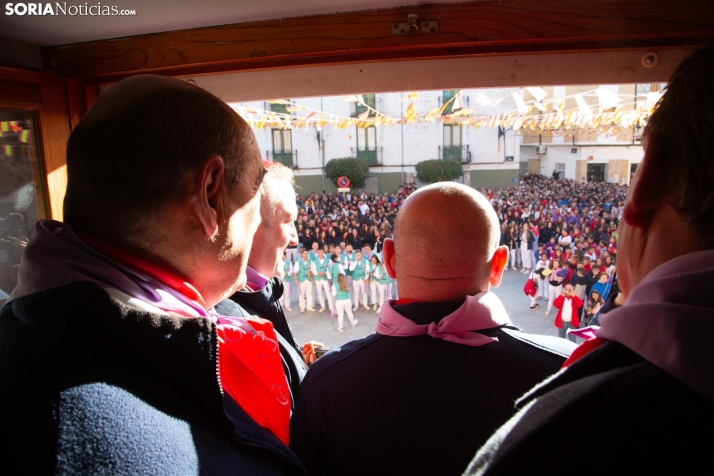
[0,282,307,475]
[227,278,307,402]
[290,300,570,476]
[465,341,714,475]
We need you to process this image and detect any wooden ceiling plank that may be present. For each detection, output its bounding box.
[43,0,714,80]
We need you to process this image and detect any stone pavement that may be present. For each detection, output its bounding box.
[284,267,570,351]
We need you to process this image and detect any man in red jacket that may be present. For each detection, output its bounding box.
[553,284,583,342]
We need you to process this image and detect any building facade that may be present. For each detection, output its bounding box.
[233,84,654,195]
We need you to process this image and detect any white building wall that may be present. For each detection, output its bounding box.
[245,89,524,174]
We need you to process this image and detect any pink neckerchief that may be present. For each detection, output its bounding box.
[376,292,511,347]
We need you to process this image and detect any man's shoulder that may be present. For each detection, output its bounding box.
[301,334,383,386]
[466,341,714,475]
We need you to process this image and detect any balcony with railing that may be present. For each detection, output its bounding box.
[350,95,380,117]
[266,149,298,168]
[439,145,471,164]
[350,146,383,166]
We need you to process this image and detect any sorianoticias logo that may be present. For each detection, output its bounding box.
[4,2,136,15]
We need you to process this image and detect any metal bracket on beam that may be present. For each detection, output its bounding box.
[391,14,439,36]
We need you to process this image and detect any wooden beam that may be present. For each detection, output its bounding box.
[38,71,71,220]
[0,66,42,104]
[66,78,87,130]
[191,48,691,103]
[43,0,714,82]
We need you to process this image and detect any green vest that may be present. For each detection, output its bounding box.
[330,262,343,284]
[377,263,393,284]
[283,260,293,282]
[308,250,319,263]
[351,258,367,281]
[313,257,329,281]
[335,287,351,301]
[296,259,311,282]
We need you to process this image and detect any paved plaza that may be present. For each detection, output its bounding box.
[285,267,569,351]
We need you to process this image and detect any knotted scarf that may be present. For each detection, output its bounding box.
[376,291,511,347]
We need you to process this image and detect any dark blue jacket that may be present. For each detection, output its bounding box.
[465,341,714,475]
[0,282,307,475]
[290,300,570,476]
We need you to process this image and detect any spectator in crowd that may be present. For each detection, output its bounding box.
[545,259,567,315]
[465,45,714,476]
[552,284,583,342]
[524,270,540,310]
[0,75,306,474]
[589,272,612,301]
[585,289,605,326]
[290,182,573,476]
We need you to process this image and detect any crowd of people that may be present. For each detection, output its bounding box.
[285,174,627,337]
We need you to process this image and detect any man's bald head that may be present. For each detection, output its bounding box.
[387,182,505,301]
[64,74,263,243]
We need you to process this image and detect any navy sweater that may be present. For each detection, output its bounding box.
[0,282,307,475]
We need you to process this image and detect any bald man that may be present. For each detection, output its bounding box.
[290,182,574,476]
[0,76,306,475]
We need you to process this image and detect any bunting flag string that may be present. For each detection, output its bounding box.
[229,87,659,139]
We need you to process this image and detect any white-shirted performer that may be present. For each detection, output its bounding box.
[294,249,315,312]
[311,249,334,313]
[349,249,370,311]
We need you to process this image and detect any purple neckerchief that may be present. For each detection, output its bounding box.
[597,249,714,404]
[375,292,511,347]
[245,266,269,291]
[9,220,255,332]
[549,268,568,283]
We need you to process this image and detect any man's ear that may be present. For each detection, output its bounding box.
[623,133,668,228]
[195,156,226,239]
[383,238,397,279]
[488,245,509,288]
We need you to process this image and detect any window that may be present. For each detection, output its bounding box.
[352,94,376,117]
[442,124,463,161]
[269,100,290,115]
[355,126,379,165]
[443,124,461,148]
[442,90,458,114]
[0,110,47,300]
[272,129,293,167]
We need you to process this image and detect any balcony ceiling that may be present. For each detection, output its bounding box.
[0,0,469,46]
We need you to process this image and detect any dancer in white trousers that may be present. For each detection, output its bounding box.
[293,249,314,312]
[545,259,566,315]
[349,250,370,310]
[369,255,387,312]
[311,250,334,313]
[334,274,357,332]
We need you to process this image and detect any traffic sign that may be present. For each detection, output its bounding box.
[337,176,351,188]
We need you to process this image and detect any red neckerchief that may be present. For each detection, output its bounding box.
[81,236,291,445]
[562,337,607,368]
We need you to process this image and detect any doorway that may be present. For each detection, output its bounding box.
[587,163,606,182]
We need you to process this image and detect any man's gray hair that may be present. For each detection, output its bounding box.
[260,161,295,227]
